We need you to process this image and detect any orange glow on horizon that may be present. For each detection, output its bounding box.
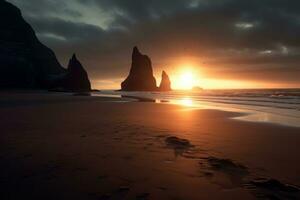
[93,77,300,90]
[91,59,300,90]
[166,60,291,90]
[170,62,200,90]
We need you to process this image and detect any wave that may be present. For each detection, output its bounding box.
[92,89,300,127]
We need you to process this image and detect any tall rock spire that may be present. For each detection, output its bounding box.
[121,46,157,91]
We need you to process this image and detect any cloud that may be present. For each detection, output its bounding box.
[7,0,300,87]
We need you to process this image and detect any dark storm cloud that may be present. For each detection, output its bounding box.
[10,0,82,18]
[80,0,192,20]
[28,16,105,41]
[7,0,300,87]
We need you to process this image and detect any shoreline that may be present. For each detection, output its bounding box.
[92,91,300,128]
[2,90,299,128]
[3,89,299,128]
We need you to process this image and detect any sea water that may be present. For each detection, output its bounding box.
[93,89,300,127]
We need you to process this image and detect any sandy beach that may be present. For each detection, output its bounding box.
[1,91,300,200]
[1,0,300,199]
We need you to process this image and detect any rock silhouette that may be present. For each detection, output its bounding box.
[62,54,91,92]
[159,71,172,91]
[0,1,91,91]
[121,47,157,91]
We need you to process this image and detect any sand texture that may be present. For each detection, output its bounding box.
[1,92,300,200]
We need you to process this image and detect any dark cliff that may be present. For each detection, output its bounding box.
[0,0,91,91]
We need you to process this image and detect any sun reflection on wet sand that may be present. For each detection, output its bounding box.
[180,98,194,107]
[93,91,300,127]
[158,97,300,127]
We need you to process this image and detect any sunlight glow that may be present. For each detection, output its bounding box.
[179,72,195,90]
[170,61,200,90]
[92,59,298,90]
[180,98,194,107]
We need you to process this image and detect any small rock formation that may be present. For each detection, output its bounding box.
[121,46,157,91]
[62,54,91,92]
[0,0,91,91]
[192,86,203,91]
[159,71,171,91]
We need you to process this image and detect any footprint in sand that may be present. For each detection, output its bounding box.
[160,133,300,199]
[199,156,300,199]
[164,136,194,157]
[199,156,249,188]
[246,178,300,199]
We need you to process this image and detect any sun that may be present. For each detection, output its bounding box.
[170,61,201,90]
[179,72,194,89]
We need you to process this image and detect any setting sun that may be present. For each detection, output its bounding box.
[179,72,194,90]
[169,61,201,90]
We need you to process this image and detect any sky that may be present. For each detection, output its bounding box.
[8,0,300,89]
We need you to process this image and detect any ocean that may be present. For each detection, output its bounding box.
[93,89,300,127]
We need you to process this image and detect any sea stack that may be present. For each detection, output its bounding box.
[159,71,172,91]
[121,46,157,91]
[0,0,91,91]
[62,54,91,92]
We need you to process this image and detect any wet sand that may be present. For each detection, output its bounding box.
[1,92,300,200]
